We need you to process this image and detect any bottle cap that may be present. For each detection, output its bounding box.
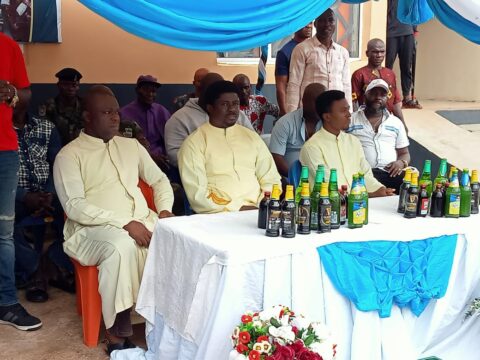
[314,166,324,184]
[472,170,479,183]
[285,185,294,200]
[329,168,337,183]
[320,182,329,197]
[411,173,419,186]
[423,160,431,173]
[264,191,271,197]
[341,184,348,191]
[271,185,281,200]
[403,168,412,182]
[300,166,309,180]
[301,182,310,197]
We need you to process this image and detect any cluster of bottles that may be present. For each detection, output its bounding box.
[258,165,370,237]
[397,158,480,218]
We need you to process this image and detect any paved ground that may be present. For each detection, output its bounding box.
[0,287,146,360]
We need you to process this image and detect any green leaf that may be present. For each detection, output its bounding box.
[304,334,316,347]
[270,317,281,327]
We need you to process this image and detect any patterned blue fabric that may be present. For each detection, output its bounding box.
[317,235,457,317]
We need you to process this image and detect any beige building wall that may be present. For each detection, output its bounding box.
[414,19,480,102]
[22,0,387,85]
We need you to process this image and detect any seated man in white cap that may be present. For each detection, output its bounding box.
[347,79,410,192]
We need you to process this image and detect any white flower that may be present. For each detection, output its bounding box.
[229,350,248,360]
[232,326,240,339]
[259,305,284,321]
[253,320,263,328]
[310,322,331,340]
[261,341,272,354]
[280,314,290,326]
[252,342,264,352]
[269,325,295,342]
[309,341,336,360]
[291,316,310,330]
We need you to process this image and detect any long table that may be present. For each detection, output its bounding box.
[125,196,480,360]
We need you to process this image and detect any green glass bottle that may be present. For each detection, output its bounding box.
[358,173,369,225]
[295,166,309,206]
[397,168,412,213]
[318,182,331,233]
[471,170,479,214]
[419,160,433,197]
[328,169,340,229]
[309,168,324,230]
[445,170,460,218]
[348,175,364,229]
[297,182,311,235]
[448,166,457,182]
[433,158,448,188]
[460,169,472,217]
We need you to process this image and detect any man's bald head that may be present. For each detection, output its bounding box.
[83,85,115,112]
[366,38,386,68]
[232,74,251,106]
[193,68,209,96]
[367,38,384,51]
[83,85,120,142]
[198,73,224,109]
[302,83,327,120]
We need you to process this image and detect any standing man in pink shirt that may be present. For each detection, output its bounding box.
[286,8,351,113]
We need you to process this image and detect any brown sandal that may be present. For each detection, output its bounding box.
[402,98,423,109]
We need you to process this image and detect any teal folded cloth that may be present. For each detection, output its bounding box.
[317,235,457,317]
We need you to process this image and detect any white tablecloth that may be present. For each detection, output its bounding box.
[115,196,480,360]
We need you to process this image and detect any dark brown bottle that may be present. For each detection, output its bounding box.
[417,184,429,217]
[404,173,419,219]
[257,191,271,229]
[430,184,444,217]
[340,185,348,225]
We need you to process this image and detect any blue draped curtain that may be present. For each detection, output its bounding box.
[77,0,479,50]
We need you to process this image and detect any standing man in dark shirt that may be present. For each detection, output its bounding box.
[275,23,312,116]
[386,0,421,109]
[40,68,84,145]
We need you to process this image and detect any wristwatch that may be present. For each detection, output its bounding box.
[400,159,408,168]
[7,85,19,108]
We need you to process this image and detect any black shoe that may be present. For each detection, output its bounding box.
[0,303,42,331]
[26,287,49,303]
[105,338,137,355]
[49,274,75,294]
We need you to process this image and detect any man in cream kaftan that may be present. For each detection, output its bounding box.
[53,85,174,352]
[178,81,281,214]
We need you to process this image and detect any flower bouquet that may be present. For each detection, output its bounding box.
[229,305,336,360]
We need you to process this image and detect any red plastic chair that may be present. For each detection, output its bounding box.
[71,179,156,347]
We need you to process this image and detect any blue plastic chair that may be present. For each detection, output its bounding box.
[287,160,302,189]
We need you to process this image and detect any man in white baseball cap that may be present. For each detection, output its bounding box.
[347,79,410,192]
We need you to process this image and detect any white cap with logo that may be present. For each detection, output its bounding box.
[365,79,389,94]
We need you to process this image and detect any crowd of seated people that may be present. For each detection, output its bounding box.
[1,7,412,354]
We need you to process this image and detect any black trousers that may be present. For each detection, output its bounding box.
[385,34,415,97]
[372,168,404,194]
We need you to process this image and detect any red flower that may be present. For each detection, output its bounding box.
[241,315,253,324]
[236,344,249,354]
[273,343,295,360]
[298,350,323,360]
[279,309,285,318]
[249,350,261,360]
[292,326,299,335]
[257,335,269,342]
[239,331,251,344]
[290,340,305,354]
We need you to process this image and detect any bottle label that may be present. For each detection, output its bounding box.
[340,205,346,221]
[297,206,310,228]
[449,194,460,215]
[282,210,295,232]
[267,210,281,231]
[331,210,338,224]
[405,194,418,213]
[352,202,365,225]
[420,198,429,215]
[320,207,331,226]
[310,211,318,226]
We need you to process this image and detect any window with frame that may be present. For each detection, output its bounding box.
[216,3,361,63]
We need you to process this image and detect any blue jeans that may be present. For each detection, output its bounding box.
[0,151,19,306]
